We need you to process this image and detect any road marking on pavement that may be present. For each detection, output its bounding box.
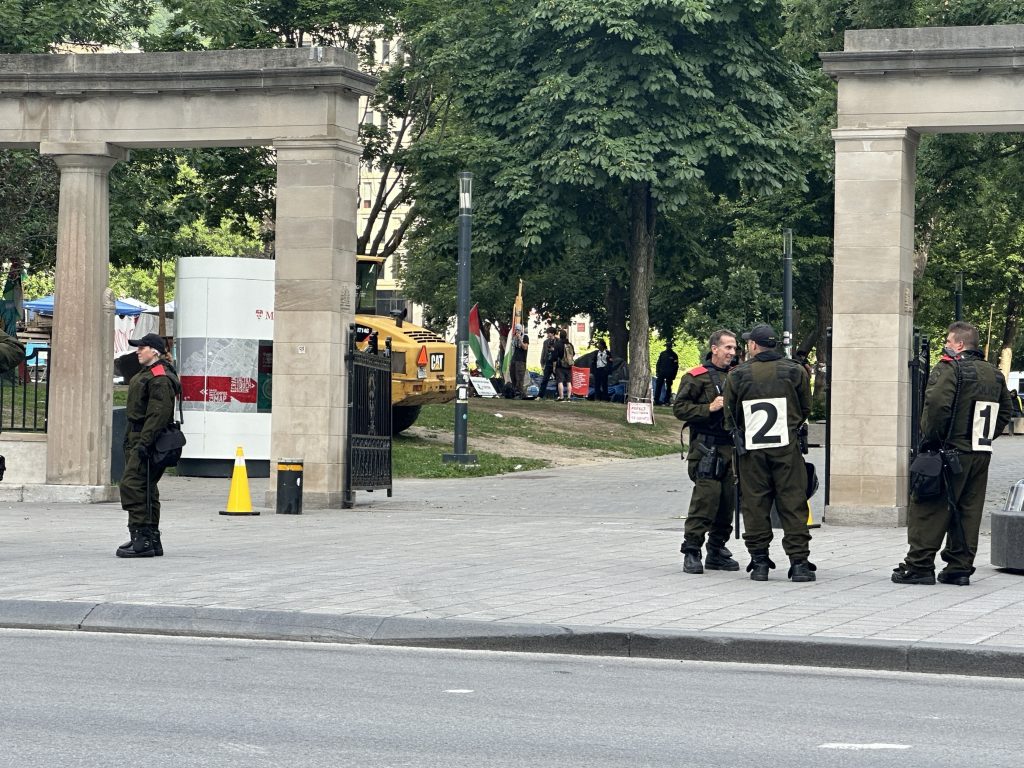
[221,743,268,755]
[443,689,474,694]
[819,744,911,750]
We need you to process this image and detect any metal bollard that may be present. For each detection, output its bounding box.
[991,479,1024,571]
[276,458,304,515]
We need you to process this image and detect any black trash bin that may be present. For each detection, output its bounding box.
[276,459,303,514]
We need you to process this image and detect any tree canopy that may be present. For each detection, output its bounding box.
[2,0,1024,376]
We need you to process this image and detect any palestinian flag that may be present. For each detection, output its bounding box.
[500,280,524,380]
[468,303,496,378]
[0,259,23,337]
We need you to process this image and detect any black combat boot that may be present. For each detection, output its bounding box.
[937,571,970,586]
[117,527,138,556]
[115,527,156,558]
[788,560,817,582]
[705,544,740,571]
[746,552,775,581]
[151,528,164,557]
[681,543,703,574]
[118,527,162,556]
[891,563,935,585]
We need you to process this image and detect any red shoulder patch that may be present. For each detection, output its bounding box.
[688,365,708,376]
[150,364,166,377]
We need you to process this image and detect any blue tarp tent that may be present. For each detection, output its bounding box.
[24,295,144,317]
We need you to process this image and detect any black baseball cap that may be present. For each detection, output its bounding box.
[129,333,166,354]
[742,323,778,347]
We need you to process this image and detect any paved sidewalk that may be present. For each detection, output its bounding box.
[1,439,1023,676]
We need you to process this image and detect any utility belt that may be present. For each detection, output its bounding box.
[689,429,730,447]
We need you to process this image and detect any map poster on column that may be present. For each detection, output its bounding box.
[178,337,260,413]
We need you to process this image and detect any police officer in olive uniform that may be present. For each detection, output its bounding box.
[723,323,814,582]
[893,322,1012,586]
[673,329,740,574]
[0,327,26,375]
[116,333,179,558]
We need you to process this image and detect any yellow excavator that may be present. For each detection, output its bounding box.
[354,256,457,433]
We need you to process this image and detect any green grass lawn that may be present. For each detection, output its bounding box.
[411,398,682,462]
[392,433,548,478]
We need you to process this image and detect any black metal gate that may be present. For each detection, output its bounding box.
[343,325,392,508]
[909,329,931,462]
[0,346,50,432]
[823,326,832,508]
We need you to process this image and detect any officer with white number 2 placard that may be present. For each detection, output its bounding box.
[893,322,1012,587]
[723,323,815,583]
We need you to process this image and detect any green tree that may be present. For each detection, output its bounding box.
[404,0,807,397]
[0,0,156,53]
[0,1,161,278]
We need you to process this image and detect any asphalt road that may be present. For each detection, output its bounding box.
[3,630,1023,768]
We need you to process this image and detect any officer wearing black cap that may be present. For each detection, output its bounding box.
[723,323,814,582]
[116,333,179,558]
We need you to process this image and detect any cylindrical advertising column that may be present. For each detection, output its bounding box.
[175,257,276,477]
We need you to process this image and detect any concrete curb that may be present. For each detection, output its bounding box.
[2,599,1022,679]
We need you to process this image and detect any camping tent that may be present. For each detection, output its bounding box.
[24,295,145,316]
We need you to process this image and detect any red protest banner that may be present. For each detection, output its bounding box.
[570,366,590,398]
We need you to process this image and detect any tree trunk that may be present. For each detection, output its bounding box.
[626,182,656,402]
[605,274,628,358]
[999,289,1021,379]
[808,260,833,412]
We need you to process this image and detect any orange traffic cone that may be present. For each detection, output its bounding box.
[219,446,259,515]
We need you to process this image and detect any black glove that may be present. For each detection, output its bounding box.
[136,443,150,462]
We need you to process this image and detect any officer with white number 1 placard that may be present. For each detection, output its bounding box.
[723,323,814,583]
[893,322,1013,586]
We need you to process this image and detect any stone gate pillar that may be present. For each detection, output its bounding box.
[268,138,360,509]
[827,128,919,526]
[40,142,125,497]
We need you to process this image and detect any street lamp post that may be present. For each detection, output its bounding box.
[782,228,794,358]
[954,271,964,321]
[443,172,477,464]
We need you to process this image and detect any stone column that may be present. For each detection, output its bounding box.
[827,128,919,527]
[39,142,126,499]
[268,138,360,509]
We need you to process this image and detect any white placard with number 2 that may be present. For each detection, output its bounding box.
[971,400,999,452]
[743,397,789,450]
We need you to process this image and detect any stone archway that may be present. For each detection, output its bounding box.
[822,25,1024,525]
[0,48,374,506]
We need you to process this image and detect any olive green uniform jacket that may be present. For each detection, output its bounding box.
[723,350,812,561]
[120,361,178,528]
[673,363,734,549]
[0,328,26,375]
[904,350,1012,575]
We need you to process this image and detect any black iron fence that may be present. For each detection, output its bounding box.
[824,326,832,508]
[909,329,931,461]
[343,327,392,508]
[0,346,50,432]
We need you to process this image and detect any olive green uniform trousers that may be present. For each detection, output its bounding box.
[683,445,735,549]
[119,432,166,528]
[736,443,810,560]
[905,452,990,575]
